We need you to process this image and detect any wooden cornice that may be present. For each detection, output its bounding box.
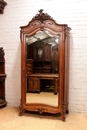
[0,0,7,14]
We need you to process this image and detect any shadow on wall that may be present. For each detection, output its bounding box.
[68,32,74,111]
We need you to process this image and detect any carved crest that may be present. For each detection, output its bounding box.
[31,9,55,23]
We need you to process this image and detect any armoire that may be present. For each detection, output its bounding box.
[19,9,71,121]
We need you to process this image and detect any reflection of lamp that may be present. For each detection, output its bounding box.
[55,38,59,43]
[0,0,7,14]
[38,48,42,58]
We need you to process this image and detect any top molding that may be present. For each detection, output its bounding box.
[0,0,7,14]
[20,9,71,39]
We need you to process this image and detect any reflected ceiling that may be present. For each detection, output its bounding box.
[26,31,59,45]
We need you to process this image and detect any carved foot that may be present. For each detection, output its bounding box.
[62,112,65,122]
[66,110,69,114]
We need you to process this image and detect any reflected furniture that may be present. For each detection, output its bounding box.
[27,73,59,94]
[19,9,71,121]
[0,47,7,107]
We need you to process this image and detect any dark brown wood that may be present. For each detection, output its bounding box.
[27,73,58,94]
[0,47,7,107]
[19,9,71,121]
[28,41,52,73]
[28,77,40,93]
[33,42,51,61]
[26,59,33,75]
[0,0,7,14]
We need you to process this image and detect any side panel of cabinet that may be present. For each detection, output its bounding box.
[0,62,5,74]
[0,47,6,106]
[0,80,5,99]
[28,77,40,92]
[64,29,70,113]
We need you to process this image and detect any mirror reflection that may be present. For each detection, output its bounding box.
[26,31,59,107]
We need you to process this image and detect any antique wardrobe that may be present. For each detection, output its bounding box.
[19,9,71,121]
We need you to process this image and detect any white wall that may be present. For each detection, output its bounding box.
[0,0,87,113]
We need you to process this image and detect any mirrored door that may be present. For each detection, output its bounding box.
[25,30,59,107]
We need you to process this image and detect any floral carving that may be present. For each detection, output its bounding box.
[31,9,55,23]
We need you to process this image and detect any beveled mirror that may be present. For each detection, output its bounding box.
[19,9,71,121]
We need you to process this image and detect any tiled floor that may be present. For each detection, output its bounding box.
[0,106,87,130]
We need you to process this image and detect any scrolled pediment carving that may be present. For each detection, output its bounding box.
[30,9,55,23]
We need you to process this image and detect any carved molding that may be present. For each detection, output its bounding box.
[0,0,7,14]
